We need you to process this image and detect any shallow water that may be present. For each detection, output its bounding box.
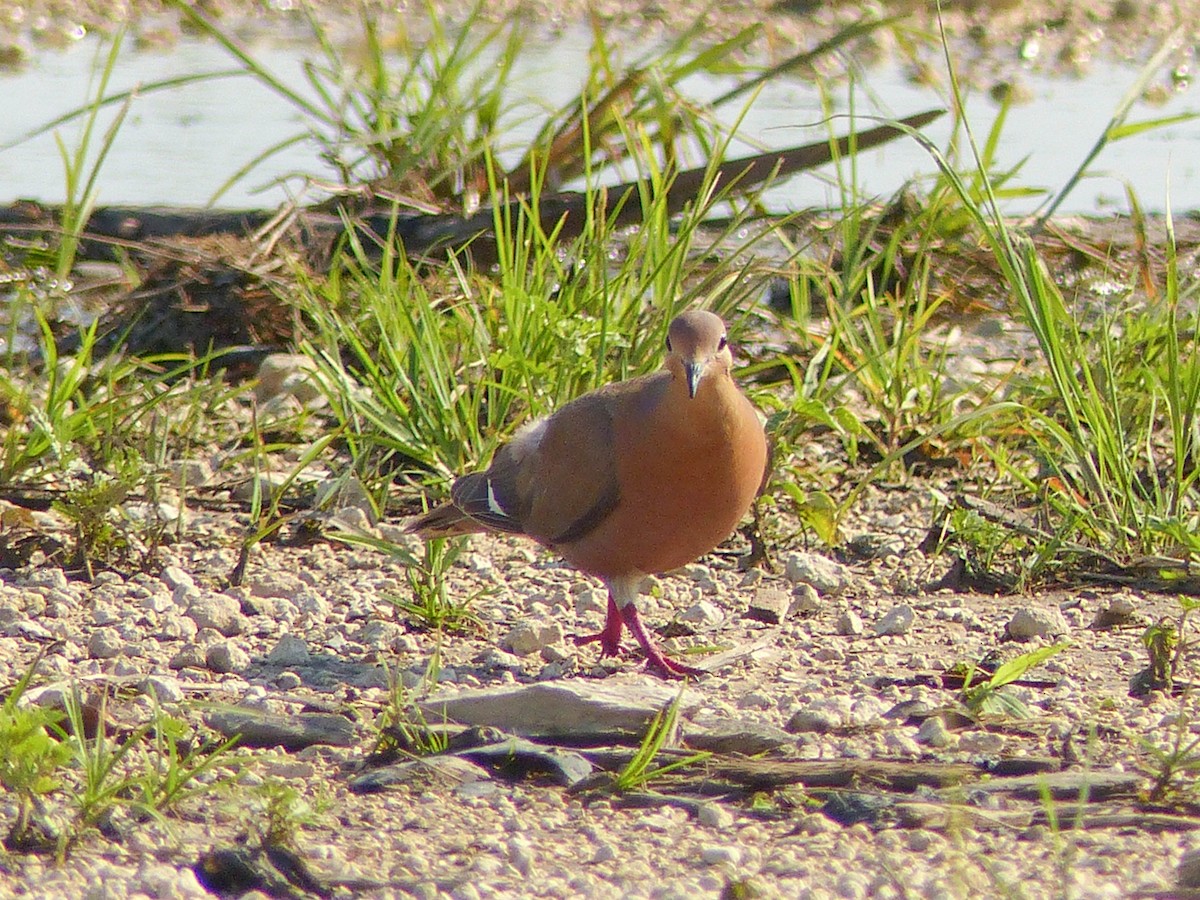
[0,27,1197,214]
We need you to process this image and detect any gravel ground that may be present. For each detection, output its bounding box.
[0,379,1196,898]
[1,227,1199,898]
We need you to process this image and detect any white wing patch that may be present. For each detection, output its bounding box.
[483,417,546,521]
[486,478,506,517]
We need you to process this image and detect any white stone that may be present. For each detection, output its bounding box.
[266,634,310,666]
[161,566,195,593]
[88,627,123,659]
[683,563,718,589]
[874,604,915,636]
[592,843,617,863]
[507,838,535,877]
[92,604,120,626]
[573,588,608,617]
[680,600,723,624]
[836,610,864,636]
[1006,606,1069,641]
[186,593,246,637]
[138,676,184,704]
[698,803,735,828]
[205,641,250,674]
[700,845,742,866]
[783,551,852,594]
[501,619,564,656]
[790,584,822,614]
[18,567,68,591]
[140,593,173,614]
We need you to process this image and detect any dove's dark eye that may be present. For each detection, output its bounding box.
[718,336,728,351]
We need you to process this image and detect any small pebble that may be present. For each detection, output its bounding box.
[786,707,841,734]
[783,551,852,594]
[275,671,303,690]
[836,610,864,636]
[1006,606,1069,641]
[874,604,915,636]
[266,634,311,666]
[169,646,207,671]
[681,599,724,625]
[1091,594,1139,630]
[88,627,123,659]
[745,588,790,624]
[698,804,735,828]
[700,845,742,866]
[138,675,184,703]
[205,641,250,674]
[790,584,822,614]
[186,593,246,637]
[916,716,955,748]
[502,619,564,655]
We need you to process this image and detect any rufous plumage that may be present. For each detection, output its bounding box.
[407,309,769,677]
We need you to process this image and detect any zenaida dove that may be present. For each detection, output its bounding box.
[407,309,769,677]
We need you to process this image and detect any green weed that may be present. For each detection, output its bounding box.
[1132,594,1200,694]
[250,781,330,849]
[58,686,141,839]
[131,711,243,818]
[0,653,246,858]
[371,664,451,758]
[1142,703,1200,805]
[959,643,1068,718]
[393,538,483,634]
[609,690,710,794]
[0,659,72,853]
[55,687,243,846]
[51,452,150,577]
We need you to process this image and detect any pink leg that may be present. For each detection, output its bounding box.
[573,593,624,657]
[619,604,705,679]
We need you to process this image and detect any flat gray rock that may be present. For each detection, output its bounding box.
[350,756,491,794]
[684,718,792,755]
[206,709,356,750]
[420,680,698,737]
[455,738,593,786]
[966,769,1142,801]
